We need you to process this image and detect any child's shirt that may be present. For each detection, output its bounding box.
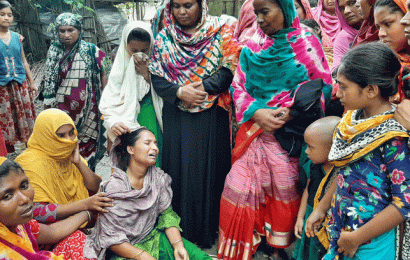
[0,31,26,86]
[325,137,410,259]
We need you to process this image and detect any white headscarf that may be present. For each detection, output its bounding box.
[99,21,163,141]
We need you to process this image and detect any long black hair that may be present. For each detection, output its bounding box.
[337,42,404,98]
[114,127,153,172]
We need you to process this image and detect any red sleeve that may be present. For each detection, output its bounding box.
[28,219,40,239]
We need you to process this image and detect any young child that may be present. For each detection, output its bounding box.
[0,157,92,259]
[0,0,36,154]
[311,42,410,260]
[292,116,340,260]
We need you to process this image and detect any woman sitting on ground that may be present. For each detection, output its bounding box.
[0,157,94,260]
[15,109,112,260]
[84,127,211,260]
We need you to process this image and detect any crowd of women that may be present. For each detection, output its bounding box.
[2,0,410,258]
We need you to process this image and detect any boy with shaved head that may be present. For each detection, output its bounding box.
[293,116,341,260]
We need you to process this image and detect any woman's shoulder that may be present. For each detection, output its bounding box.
[150,166,172,187]
[15,149,47,170]
[102,172,129,193]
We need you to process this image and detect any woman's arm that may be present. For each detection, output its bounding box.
[54,192,112,219]
[37,211,90,244]
[70,143,101,193]
[151,75,206,107]
[21,48,37,96]
[202,67,234,95]
[165,226,189,260]
[110,242,156,260]
[151,74,180,105]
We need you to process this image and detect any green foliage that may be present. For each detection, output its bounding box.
[32,0,93,13]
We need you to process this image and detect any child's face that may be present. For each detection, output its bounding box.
[0,7,13,29]
[126,40,150,57]
[0,171,34,232]
[304,130,331,165]
[336,71,367,111]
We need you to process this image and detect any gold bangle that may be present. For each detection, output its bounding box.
[85,210,92,222]
[171,239,183,246]
[135,249,144,259]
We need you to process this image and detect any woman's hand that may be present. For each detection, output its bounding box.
[337,231,360,258]
[177,81,207,108]
[70,142,81,166]
[111,122,131,137]
[84,192,113,213]
[133,53,150,83]
[28,79,38,97]
[294,217,305,239]
[173,243,189,260]
[305,208,325,238]
[251,107,290,132]
[394,99,410,130]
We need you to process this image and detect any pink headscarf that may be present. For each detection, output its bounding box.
[299,0,315,19]
[312,0,341,47]
[330,0,361,71]
[234,0,258,44]
[352,0,378,46]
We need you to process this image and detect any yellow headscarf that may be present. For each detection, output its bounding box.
[15,109,89,204]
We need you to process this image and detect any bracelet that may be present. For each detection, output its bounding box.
[85,210,92,222]
[171,239,183,246]
[135,249,144,259]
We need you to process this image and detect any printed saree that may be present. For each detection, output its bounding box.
[218,0,332,259]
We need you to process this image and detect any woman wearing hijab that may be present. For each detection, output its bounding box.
[15,109,113,260]
[84,127,211,260]
[151,5,166,39]
[99,21,163,166]
[312,0,341,46]
[352,0,379,46]
[149,0,241,248]
[294,0,315,19]
[311,0,341,67]
[217,0,333,258]
[234,0,259,44]
[41,13,107,170]
[235,0,313,44]
[330,0,363,72]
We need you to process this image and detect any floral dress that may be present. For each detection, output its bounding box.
[325,137,410,259]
